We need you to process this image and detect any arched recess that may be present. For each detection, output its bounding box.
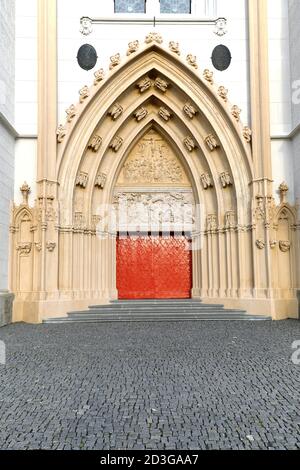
[56,40,255,304]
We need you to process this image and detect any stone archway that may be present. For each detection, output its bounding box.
[10,33,299,321]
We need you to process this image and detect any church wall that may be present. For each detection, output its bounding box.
[0,0,15,325]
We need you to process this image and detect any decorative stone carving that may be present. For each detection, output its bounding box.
[279,182,289,203]
[108,103,123,120]
[184,137,197,152]
[134,107,148,122]
[110,136,123,152]
[186,54,198,69]
[116,130,189,186]
[169,41,180,55]
[145,32,163,44]
[183,103,197,119]
[158,107,172,121]
[95,173,107,189]
[94,68,105,85]
[207,214,218,231]
[46,242,56,253]
[20,182,31,205]
[256,239,265,250]
[231,105,242,122]
[137,76,152,93]
[76,171,89,188]
[80,17,93,36]
[270,240,277,249]
[109,53,121,70]
[225,211,236,229]
[88,135,102,152]
[243,126,252,143]
[279,241,291,253]
[154,77,169,93]
[127,40,139,56]
[253,195,276,227]
[215,17,227,37]
[218,86,228,102]
[16,242,32,255]
[205,134,219,151]
[220,171,233,188]
[79,85,89,103]
[65,104,76,123]
[200,173,213,190]
[203,69,214,85]
[35,242,42,252]
[56,124,67,143]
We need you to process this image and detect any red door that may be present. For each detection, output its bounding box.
[117,234,192,299]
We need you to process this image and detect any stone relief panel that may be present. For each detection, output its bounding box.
[116,130,191,187]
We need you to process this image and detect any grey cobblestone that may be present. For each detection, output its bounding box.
[0,320,299,450]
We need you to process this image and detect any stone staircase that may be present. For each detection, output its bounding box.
[43,299,271,323]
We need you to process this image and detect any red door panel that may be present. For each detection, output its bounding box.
[117,235,192,299]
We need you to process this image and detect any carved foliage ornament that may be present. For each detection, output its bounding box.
[145,32,163,44]
[79,85,89,103]
[243,126,252,143]
[218,86,228,102]
[109,53,121,70]
[127,40,139,56]
[159,107,172,121]
[186,54,198,69]
[231,105,241,122]
[46,242,56,253]
[183,103,197,119]
[279,241,291,253]
[137,76,152,93]
[56,125,67,143]
[108,103,123,120]
[203,69,214,85]
[95,173,107,189]
[184,137,197,152]
[201,173,213,190]
[76,171,89,188]
[169,41,180,55]
[20,182,31,205]
[205,134,219,151]
[134,107,148,122]
[65,104,76,123]
[256,239,265,250]
[220,171,233,188]
[88,135,102,152]
[110,136,123,152]
[16,242,32,255]
[154,77,169,93]
[94,68,105,85]
[207,214,218,231]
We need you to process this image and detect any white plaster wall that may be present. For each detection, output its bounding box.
[14,0,38,207]
[0,0,15,291]
[57,0,250,125]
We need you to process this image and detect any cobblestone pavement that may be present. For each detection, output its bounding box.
[0,320,300,450]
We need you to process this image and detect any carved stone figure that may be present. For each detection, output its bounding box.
[207,214,218,231]
[35,242,42,252]
[159,107,172,121]
[137,76,152,93]
[127,40,139,56]
[108,103,123,120]
[220,171,233,188]
[256,239,265,250]
[231,105,242,122]
[186,54,198,69]
[225,211,236,229]
[279,182,289,203]
[88,135,102,152]
[109,53,121,70]
[16,242,32,255]
[110,136,123,152]
[76,171,89,188]
[134,107,148,122]
[145,32,163,44]
[80,17,93,36]
[184,137,197,152]
[20,182,31,205]
[205,134,219,151]
[279,241,291,253]
[56,124,67,143]
[95,173,107,189]
[79,85,89,103]
[169,41,180,55]
[154,77,169,93]
[94,68,105,86]
[183,103,197,119]
[243,126,252,143]
[203,69,214,85]
[270,240,277,249]
[46,242,56,253]
[200,173,213,190]
[65,104,76,123]
[218,86,228,102]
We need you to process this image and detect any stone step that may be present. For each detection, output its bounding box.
[86,305,226,312]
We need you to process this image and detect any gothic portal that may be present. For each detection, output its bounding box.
[9,35,300,322]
